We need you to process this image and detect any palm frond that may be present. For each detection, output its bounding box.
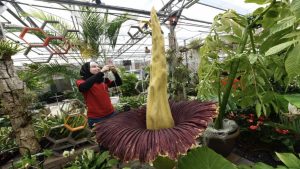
[32,63,80,83]
[106,14,128,49]
[25,10,76,41]
[80,7,105,42]
[78,7,127,58]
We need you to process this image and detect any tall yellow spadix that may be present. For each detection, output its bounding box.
[146,8,175,130]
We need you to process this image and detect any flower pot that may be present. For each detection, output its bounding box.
[202,119,240,157]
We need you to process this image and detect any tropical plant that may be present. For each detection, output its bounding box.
[178,146,237,169]
[266,93,300,138]
[17,63,81,104]
[0,39,21,60]
[198,0,300,129]
[118,95,146,109]
[0,126,17,152]
[33,113,66,140]
[17,64,46,91]
[229,111,298,152]
[26,10,72,36]
[119,70,139,96]
[26,6,127,61]
[30,63,79,83]
[188,38,202,50]
[9,149,52,169]
[177,146,300,169]
[78,7,127,60]
[63,149,118,169]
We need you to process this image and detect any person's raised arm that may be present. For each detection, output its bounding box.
[78,65,110,92]
[107,65,122,88]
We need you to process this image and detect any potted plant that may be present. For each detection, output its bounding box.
[198,0,278,156]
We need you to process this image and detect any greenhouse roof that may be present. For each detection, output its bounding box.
[0,0,260,66]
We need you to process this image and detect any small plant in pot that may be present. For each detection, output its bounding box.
[198,0,278,156]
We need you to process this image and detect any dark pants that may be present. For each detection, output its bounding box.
[88,111,116,129]
[88,112,116,152]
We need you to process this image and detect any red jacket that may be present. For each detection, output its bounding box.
[76,79,114,118]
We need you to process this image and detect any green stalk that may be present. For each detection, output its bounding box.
[214,0,276,129]
[217,70,221,105]
[249,28,257,54]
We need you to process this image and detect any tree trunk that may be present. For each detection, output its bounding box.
[0,59,41,155]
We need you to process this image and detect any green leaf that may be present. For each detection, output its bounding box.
[261,15,276,29]
[266,10,279,18]
[285,44,300,78]
[253,7,265,16]
[230,20,243,37]
[237,164,252,169]
[274,67,284,81]
[257,76,265,86]
[107,159,118,167]
[281,31,300,39]
[244,0,272,5]
[252,162,274,169]
[96,151,110,167]
[270,16,296,35]
[248,53,258,64]
[256,103,262,117]
[178,147,237,169]
[153,156,176,169]
[107,14,128,49]
[218,17,231,32]
[219,35,242,44]
[284,94,300,108]
[276,152,300,168]
[265,40,298,56]
[262,92,274,104]
[27,10,71,35]
[260,28,292,53]
[291,0,300,19]
[262,104,267,116]
[270,101,279,113]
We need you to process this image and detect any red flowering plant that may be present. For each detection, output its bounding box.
[227,112,299,152]
[226,112,265,132]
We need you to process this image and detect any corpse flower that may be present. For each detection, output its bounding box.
[95,7,217,162]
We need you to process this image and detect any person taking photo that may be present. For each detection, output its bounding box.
[76,62,122,128]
